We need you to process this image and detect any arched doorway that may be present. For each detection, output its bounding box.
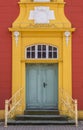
[26,45,58,109]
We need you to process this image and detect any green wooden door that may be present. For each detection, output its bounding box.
[26,64,58,109]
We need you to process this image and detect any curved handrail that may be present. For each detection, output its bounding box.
[60,88,78,126]
[4,87,23,127]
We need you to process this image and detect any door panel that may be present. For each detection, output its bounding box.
[26,64,58,109]
[42,64,58,108]
[26,65,42,108]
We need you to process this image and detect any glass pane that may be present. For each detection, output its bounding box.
[49,46,52,51]
[53,47,57,51]
[53,52,57,58]
[32,52,35,58]
[49,52,52,58]
[26,45,58,59]
[42,52,46,58]
[27,52,30,58]
[42,45,46,51]
[32,46,35,51]
[38,52,41,58]
[38,45,41,51]
[27,47,30,51]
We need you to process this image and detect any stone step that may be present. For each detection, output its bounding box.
[7,110,75,126]
[24,110,59,115]
[8,119,75,125]
[15,114,68,121]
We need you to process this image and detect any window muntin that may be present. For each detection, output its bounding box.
[26,45,58,59]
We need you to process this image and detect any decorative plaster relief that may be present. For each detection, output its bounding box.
[29,6,55,24]
[34,0,50,2]
[13,31,20,46]
[64,31,71,46]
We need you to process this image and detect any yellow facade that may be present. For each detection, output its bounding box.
[2,0,83,119]
[1,0,83,121]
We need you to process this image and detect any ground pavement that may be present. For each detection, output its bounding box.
[0,121,83,130]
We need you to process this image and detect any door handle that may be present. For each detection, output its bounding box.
[43,82,47,88]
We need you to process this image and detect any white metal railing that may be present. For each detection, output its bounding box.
[4,87,78,127]
[4,87,23,127]
[60,89,78,126]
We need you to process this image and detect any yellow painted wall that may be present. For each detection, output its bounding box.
[10,0,75,118]
[11,30,73,115]
[0,111,5,119]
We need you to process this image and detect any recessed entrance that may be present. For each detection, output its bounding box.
[26,64,58,109]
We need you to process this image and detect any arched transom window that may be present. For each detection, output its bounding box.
[26,45,58,59]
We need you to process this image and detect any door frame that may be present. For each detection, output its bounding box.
[12,37,72,115]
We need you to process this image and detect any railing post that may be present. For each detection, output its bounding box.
[75,99,78,127]
[4,100,8,127]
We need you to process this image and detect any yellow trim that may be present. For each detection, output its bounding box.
[21,59,63,63]
[0,111,5,119]
[9,28,75,32]
[78,111,83,119]
[8,0,75,118]
[18,2,66,4]
[20,0,65,3]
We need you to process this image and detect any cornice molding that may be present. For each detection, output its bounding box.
[18,2,66,4]
[9,27,75,32]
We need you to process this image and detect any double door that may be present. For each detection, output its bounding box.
[26,64,58,109]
